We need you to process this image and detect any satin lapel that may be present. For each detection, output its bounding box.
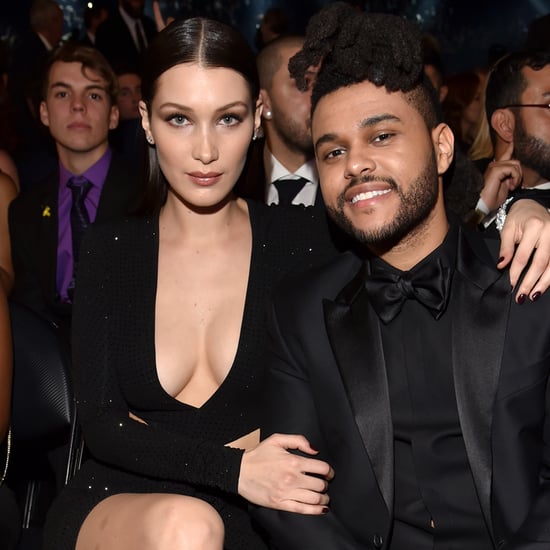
[323,266,393,513]
[452,228,510,539]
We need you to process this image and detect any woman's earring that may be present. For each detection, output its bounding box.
[146,135,155,145]
[264,110,272,119]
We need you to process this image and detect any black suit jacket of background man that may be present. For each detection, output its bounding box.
[8,153,141,338]
[255,224,550,550]
[95,9,156,71]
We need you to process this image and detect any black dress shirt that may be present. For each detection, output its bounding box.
[369,223,493,549]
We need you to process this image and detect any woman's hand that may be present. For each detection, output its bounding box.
[498,199,550,302]
[238,433,334,515]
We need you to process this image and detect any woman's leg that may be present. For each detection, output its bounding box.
[75,493,224,550]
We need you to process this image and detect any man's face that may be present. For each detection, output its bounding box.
[513,65,550,182]
[265,44,316,156]
[312,80,449,249]
[120,0,145,19]
[39,61,118,160]
[117,72,142,120]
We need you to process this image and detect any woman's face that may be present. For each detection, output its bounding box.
[140,63,261,209]
[463,80,484,129]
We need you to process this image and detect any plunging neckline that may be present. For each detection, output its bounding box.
[150,202,255,411]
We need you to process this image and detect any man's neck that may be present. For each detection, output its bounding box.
[58,144,109,176]
[521,166,549,188]
[372,203,449,272]
[265,134,311,174]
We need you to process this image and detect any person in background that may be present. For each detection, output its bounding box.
[472,50,550,229]
[255,35,321,207]
[81,2,109,47]
[255,7,289,51]
[0,171,18,550]
[109,64,143,161]
[442,71,485,154]
[8,42,140,343]
[8,0,63,188]
[95,0,157,72]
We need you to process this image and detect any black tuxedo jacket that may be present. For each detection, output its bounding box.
[95,10,156,71]
[255,225,550,550]
[8,154,141,335]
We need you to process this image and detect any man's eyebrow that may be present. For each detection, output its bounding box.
[359,113,401,128]
[50,82,107,92]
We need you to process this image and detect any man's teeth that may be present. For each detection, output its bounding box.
[351,189,391,203]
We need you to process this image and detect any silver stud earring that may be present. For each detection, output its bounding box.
[146,135,154,145]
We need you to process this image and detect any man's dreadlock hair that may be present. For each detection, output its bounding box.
[289,2,442,129]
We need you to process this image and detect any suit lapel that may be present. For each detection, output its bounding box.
[37,176,61,300]
[324,265,394,513]
[451,227,511,538]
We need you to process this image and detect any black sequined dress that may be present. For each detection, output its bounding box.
[43,200,338,549]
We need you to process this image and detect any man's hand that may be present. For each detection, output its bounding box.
[498,199,550,302]
[479,142,522,212]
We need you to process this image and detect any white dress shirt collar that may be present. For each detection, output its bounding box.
[265,151,319,206]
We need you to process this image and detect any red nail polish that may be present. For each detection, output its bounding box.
[532,291,541,302]
[498,256,504,263]
[322,507,329,514]
[517,293,526,305]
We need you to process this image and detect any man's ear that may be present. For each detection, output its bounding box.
[491,109,515,143]
[39,101,50,127]
[432,122,454,176]
[109,105,119,130]
[259,89,272,120]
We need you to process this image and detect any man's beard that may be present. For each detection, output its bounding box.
[271,108,314,157]
[514,116,550,183]
[326,151,440,252]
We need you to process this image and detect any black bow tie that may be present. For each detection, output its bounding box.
[364,258,452,324]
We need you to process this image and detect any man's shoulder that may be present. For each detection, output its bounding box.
[274,251,363,307]
[9,174,58,220]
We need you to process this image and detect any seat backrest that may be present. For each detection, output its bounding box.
[9,301,73,448]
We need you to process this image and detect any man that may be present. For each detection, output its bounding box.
[8,0,64,184]
[255,4,550,549]
[9,42,141,341]
[256,35,321,207]
[81,2,108,47]
[474,51,550,226]
[95,0,156,72]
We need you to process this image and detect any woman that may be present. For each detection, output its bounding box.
[0,172,19,549]
[43,17,335,550]
[442,71,484,153]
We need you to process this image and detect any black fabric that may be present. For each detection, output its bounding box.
[383,294,492,549]
[8,153,141,341]
[273,177,308,205]
[135,20,146,53]
[504,187,550,214]
[365,258,451,324]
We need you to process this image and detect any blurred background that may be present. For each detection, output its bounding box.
[0,0,548,74]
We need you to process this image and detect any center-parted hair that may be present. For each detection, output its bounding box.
[289,2,441,129]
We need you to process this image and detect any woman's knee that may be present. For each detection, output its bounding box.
[146,495,225,550]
